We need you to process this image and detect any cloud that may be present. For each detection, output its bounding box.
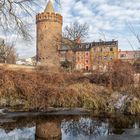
[0,0,140,58]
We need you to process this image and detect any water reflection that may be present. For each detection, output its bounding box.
[0,115,140,140]
[0,127,35,140]
[36,119,61,140]
[61,118,109,137]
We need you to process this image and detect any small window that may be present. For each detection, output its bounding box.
[86,44,89,49]
[86,52,88,56]
[120,54,126,58]
[86,66,89,71]
[110,48,113,51]
[86,60,88,63]
[98,56,102,60]
[104,56,107,60]
[104,47,107,52]
[100,48,102,52]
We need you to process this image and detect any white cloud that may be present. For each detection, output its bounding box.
[0,0,140,58]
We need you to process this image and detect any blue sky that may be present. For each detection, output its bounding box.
[0,0,140,58]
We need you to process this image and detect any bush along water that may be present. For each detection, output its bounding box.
[0,60,139,115]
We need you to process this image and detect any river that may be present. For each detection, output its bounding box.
[0,113,140,140]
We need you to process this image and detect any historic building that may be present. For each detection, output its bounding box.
[59,40,118,71]
[36,0,63,68]
[36,1,118,71]
[118,50,140,63]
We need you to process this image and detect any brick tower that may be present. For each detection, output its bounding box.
[36,0,63,68]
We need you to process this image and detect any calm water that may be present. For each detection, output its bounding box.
[0,114,140,140]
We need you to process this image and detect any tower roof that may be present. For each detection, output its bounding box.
[44,0,55,13]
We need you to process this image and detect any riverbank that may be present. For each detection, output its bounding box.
[0,66,139,115]
[0,108,90,119]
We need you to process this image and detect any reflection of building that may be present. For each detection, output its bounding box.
[36,120,61,140]
[59,40,118,71]
[36,0,63,68]
[118,50,140,63]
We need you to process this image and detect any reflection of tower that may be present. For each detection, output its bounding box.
[36,0,63,68]
[36,120,61,140]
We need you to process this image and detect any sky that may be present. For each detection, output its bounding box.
[0,0,140,58]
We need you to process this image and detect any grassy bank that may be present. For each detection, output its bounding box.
[0,67,110,111]
[0,64,139,115]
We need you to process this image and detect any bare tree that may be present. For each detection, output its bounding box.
[126,23,140,51]
[126,23,140,73]
[0,39,17,64]
[0,0,38,40]
[0,0,62,40]
[57,22,89,70]
[63,22,89,48]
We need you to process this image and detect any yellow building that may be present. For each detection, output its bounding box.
[90,40,118,70]
[59,40,118,71]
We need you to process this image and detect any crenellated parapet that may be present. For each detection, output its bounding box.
[36,12,63,24]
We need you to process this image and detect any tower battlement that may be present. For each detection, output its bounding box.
[36,12,63,24]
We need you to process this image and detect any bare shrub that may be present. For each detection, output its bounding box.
[133,58,140,73]
[90,60,134,90]
[0,66,109,111]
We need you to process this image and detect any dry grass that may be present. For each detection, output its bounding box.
[0,63,139,114]
[0,66,110,111]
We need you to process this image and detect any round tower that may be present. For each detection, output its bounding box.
[36,0,63,68]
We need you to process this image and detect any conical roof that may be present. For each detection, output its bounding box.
[44,0,55,13]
